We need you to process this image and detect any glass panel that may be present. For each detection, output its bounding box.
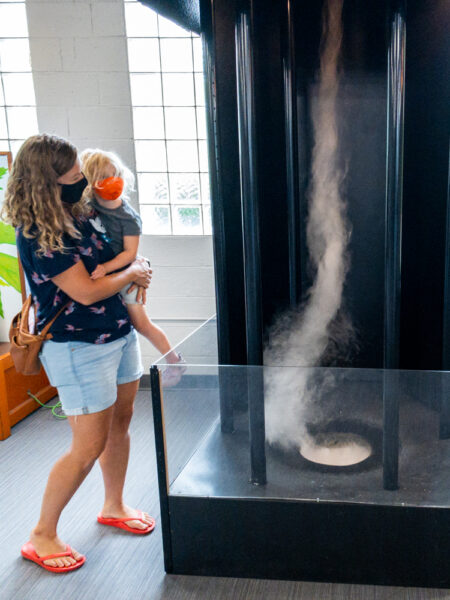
[0,39,31,72]
[157,14,191,38]
[196,106,207,139]
[3,73,36,106]
[6,107,38,139]
[0,4,28,37]
[130,73,162,106]
[166,141,199,172]
[0,140,9,153]
[192,37,203,72]
[203,204,212,235]
[140,204,171,235]
[160,39,193,72]
[172,205,202,235]
[200,173,210,204]
[132,107,164,139]
[127,39,160,72]
[169,173,200,204]
[162,73,195,106]
[0,107,7,138]
[0,82,4,105]
[125,2,158,37]
[198,139,209,172]
[137,173,169,204]
[165,107,197,139]
[194,73,205,106]
[134,140,167,172]
[9,139,25,157]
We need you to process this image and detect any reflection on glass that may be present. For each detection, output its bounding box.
[130,73,162,106]
[194,73,205,106]
[6,107,37,139]
[0,39,31,72]
[141,204,171,234]
[203,205,212,234]
[167,140,199,172]
[158,14,191,38]
[200,173,210,204]
[196,106,207,139]
[127,39,160,72]
[0,4,28,37]
[133,107,165,139]
[3,73,36,106]
[135,140,167,171]
[198,140,209,172]
[192,37,203,72]
[169,173,200,204]
[138,173,169,204]
[162,73,195,106]
[160,39,193,72]
[172,205,202,235]
[165,107,197,139]
[125,2,158,37]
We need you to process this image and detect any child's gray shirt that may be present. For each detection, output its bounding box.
[93,199,142,256]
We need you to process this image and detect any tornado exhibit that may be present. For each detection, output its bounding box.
[149,0,450,588]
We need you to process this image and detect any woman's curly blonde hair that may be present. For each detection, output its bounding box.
[1,134,92,254]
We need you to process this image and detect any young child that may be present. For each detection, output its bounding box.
[81,148,185,386]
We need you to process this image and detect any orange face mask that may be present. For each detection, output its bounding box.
[93,177,124,201]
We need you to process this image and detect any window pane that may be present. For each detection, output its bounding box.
[140,204,171,235]
[135,140,167,171]
[172,205,202,235]
[200,173,210,204]
[0,4,28,37]
[165,107,197,139]
[127,39,160,72]
[203,205,212,234]
[157,15,191,38]
[0,39,31,72]
[162,73,194,106]
[137,173,169,204]
[198,139,209,172]
[130,74,162,106]
[0,140,9,153]
[166,141,198,172]
[169,173,200,204]
[0,82,3,106]
[192,37,203,72]
[10,139,25,157]
[6,108,38,139]
[0,108,7,138]
[196,106,207,139]
[160,39,193,72]
[133,107,164,139]
[125,3,158,37]
[194,73,205,106]
[3,73,36,106]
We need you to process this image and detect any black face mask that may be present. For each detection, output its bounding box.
[60,176,88,205]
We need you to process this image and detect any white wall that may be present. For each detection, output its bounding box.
[25,0,216,367]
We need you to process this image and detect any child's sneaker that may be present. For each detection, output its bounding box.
[161,353,186,388]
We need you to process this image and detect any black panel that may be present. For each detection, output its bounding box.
[169,495,450,588]
[139,0,200,34]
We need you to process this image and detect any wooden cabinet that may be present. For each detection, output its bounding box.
[0,344,57,440]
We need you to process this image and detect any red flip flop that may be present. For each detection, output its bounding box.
[21,541,85,573]
[97,511,156,535]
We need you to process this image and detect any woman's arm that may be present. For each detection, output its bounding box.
[52,257,151,306]
[92,236,139,279]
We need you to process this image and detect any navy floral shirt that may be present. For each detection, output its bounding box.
[16,212,131,344]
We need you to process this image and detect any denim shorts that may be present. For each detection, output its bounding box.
[39,329,144,416]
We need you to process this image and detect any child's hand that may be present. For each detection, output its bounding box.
[91,264,107,280]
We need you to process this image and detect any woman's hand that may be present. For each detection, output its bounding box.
[136,286,147,305]
[127,257,152,292]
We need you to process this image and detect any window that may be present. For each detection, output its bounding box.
[124,0,211,235]
[0,0,38,157]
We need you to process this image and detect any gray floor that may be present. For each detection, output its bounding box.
[0,389,449,600]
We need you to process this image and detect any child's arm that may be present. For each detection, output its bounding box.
[91,235,140,280]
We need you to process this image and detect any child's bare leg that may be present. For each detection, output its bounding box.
[127,303,179,362]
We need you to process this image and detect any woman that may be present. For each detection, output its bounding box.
[2,134,154,573]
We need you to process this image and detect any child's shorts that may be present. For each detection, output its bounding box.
[120,283,143,305]
[39,329,144,416]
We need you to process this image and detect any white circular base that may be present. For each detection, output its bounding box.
[300,432,372,467]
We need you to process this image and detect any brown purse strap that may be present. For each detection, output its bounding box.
[38,302,71,339]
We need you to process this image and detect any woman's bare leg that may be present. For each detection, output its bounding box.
[98,380,153,530]
[30,406,114,568]
[127,304,179,363]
